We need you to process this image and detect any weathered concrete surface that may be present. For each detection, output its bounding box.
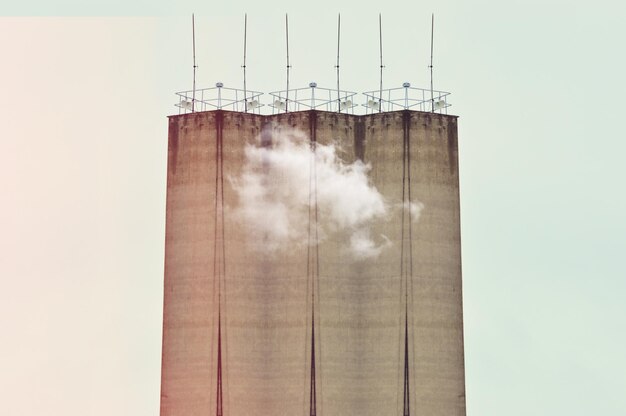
[160,110,465,416]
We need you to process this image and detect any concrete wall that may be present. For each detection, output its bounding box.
[161,110,465,416]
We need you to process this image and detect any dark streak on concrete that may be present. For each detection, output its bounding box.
[447,117,458,176]
[167,109,458,175]
[168,118,179,176]
[215,110,224,138]
[309,110,317,144]
[403,110,411,166]
[354,118,365,162]
[260,120,272,147]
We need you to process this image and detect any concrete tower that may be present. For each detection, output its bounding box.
[160,89,465,416]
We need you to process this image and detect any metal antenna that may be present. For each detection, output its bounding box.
[379,13,384,113]
[192,13,198,113]
[429,13,435,113]
[335,14,341,113]
[285,14,291,113]
[243,13,248,112]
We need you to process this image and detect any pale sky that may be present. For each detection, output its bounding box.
[1,1,625,415]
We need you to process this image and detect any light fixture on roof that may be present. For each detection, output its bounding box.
[367,100,380,110]
[402,82,411,88]
[247,100,259,110]
[181,100,193,110]
[274,100,286,110]
[216,82,224,88]
[340,100,352,110]
[309,82,317,88]
[434,100,446,109]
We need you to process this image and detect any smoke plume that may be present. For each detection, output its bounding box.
[232,126,418,259]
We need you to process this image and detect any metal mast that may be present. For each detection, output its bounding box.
[378,13,384,113]
[335,14,341,113]
[192,13,197,112]
[285,14,291,113]
[429,13,435,113]
[242,13,248,112]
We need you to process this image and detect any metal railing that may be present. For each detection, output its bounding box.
[174,83,451,115]
[175,83,264,114]
[268,83,358,114]
[362,83,451,114]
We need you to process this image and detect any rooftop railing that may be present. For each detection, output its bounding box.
[174,83,451,116]
[362,83,451,114]
[175,84,264,115]
[268,83,358,114]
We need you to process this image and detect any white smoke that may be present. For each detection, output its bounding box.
[231,126,391,259]
[401,201,425,222]
[349,230,392,260]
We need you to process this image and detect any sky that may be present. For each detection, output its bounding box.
[1,1,625,415]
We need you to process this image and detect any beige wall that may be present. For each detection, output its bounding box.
[160,110,465,416]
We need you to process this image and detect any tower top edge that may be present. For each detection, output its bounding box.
[167,109,459,120]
